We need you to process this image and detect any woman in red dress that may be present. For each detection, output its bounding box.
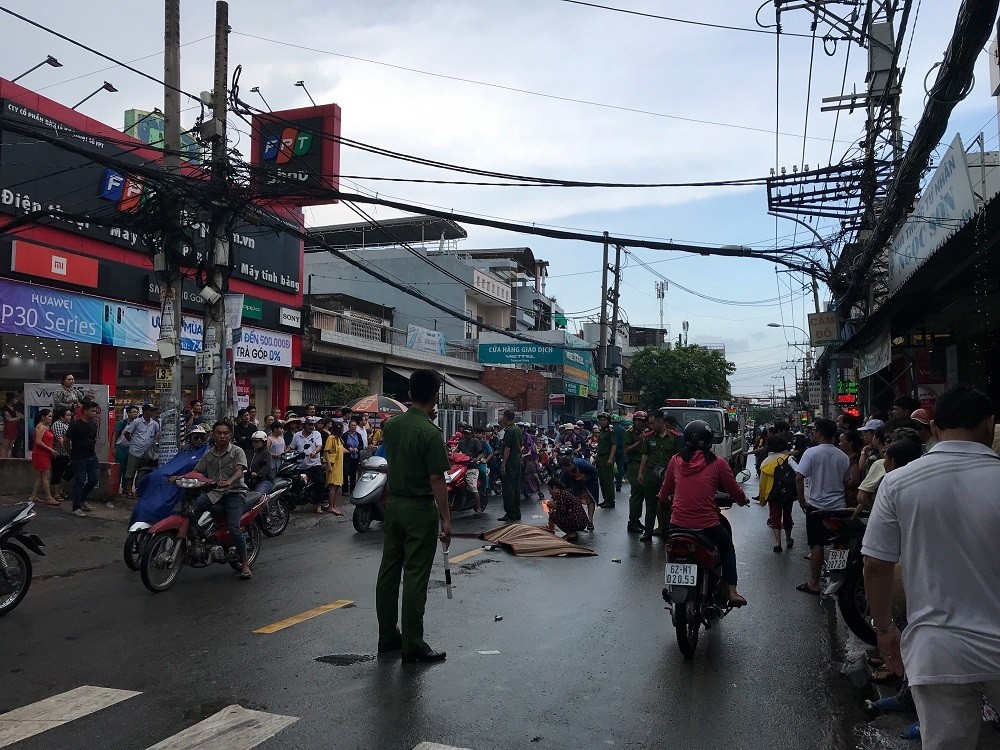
[30,409,59,506]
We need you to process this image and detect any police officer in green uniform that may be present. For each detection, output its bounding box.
[637,409,683,542]
[498,410,523,521]
[375,370,451,664]
[624,410,650,532]
[595,413,616,507]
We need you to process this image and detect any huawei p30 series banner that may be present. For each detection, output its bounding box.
[0,99,302,294]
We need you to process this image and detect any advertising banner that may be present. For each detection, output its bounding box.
[807,380,823,406]
[888,134,977,293]
[24,382,110,461]
[808,311,840,347]
[406,324,447,356]
[859,328,892,378]
[478,341,563,365]
[236,377,252,410]
[234,327,293,367]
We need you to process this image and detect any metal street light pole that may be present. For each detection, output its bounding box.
[12,55,61,83]
[71,81,117,110]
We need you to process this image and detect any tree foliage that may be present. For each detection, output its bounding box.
[322,380,371,406]
[627,345,735,408]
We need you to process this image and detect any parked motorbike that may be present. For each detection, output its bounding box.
[662,470,751,659]
[820,510,890,646]
[0,502,45,617]
[445,451,488,513]
[274,450,322,511]
[351,455,388,533]
[138,473,265,593]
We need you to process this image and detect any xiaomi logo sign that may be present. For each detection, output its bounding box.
[11,241,99,287]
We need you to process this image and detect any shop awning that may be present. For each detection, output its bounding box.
[385,366,512,406]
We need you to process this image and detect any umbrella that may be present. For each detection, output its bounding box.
[347,394,408,415]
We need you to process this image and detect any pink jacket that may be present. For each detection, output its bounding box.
[658,451,748,529]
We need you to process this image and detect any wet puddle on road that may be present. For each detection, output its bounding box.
[315,654,377,666]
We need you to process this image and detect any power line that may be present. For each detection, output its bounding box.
[554,0,816,37]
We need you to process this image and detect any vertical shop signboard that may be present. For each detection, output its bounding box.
[236,377,252,410]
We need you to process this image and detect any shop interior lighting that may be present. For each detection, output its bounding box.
[12,55,62,83]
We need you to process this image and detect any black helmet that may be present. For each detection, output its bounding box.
[682,420,714,450]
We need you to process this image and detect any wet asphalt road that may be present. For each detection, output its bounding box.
[1,469,859,750]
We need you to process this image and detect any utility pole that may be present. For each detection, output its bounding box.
[655,280,667,346]
[607,243,622,410]
[154,0,183,464]
[201,0,231,423]
[597,231,610,412]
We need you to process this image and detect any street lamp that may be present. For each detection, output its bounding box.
[293,80,316,106]
[250,86,272,112]
[12,55,62,83]
[72,81,117,110]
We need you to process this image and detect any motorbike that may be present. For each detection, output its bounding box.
[139,473,266,593]
[819,510,900,646]
[351,455,388,533]
[662,470,750,659]
[257,477,292,537]
[445,451,488,513]
[274,450,322,511]
[0,502,45,617]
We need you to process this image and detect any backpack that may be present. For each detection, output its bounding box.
[769,455,797,505]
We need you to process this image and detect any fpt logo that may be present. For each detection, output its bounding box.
[99,168,145,212]
[262,127,314,165]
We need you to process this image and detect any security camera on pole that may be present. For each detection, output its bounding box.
[200,0,231,423]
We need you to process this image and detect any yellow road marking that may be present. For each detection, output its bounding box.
[254,599,354,634]
[450,547,486,564]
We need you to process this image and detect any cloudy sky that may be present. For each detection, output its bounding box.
[3,0,997,398]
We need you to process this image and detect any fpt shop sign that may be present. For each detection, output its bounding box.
[235,328,292,367]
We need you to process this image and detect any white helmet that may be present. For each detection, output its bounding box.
[251,430,268,441]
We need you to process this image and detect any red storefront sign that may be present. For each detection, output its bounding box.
[11,240,99,287]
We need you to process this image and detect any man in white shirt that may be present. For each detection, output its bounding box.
[864,385,1000,750]
[291,418,326,512]
[794,417,849,595]
[123,403,160,496]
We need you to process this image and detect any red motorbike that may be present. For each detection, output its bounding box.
[445,451,488,513]
[139,472,266,593]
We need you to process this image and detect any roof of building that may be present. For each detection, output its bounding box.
[305,215,467,251]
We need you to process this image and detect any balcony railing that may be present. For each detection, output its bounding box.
[310,307,478,362]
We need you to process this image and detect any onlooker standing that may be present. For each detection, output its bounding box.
[758,435,796,552]
[456,427,485,515]
[888,394,921,420]
[234,408,255,453]
[1,391,19,458]
[795,418,849,595]
[637,410,683,542]
[497,410,523,522]
[114,405,139,495]
[292,418,326,513]
[52,373,83,416]
[624,411,650,533]
[864,385,1000,749]
[65,400,101,517]
[184,399,207,430]
[375,369,451,664]
[123,404,160,501]
[29,409,59,506]
[324,421,345,515]
[839,429,864,507]
[595,413,616,507]
[267,421,286,457]
[343,420,363,496]
[50,407,73,502]
[246,405,259,428]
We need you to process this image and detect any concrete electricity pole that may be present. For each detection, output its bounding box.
[597,231,609,411]
[201,0,231,423]
[154,0,184,463]
[606,243,622,410]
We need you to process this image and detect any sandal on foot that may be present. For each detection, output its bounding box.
[315,508,325,514]
[796,582,820,596]
[773,545,782,553]
[239,571,253,580]
[330,507,343,516]
[44,498,61,507]
[729,595,748,608]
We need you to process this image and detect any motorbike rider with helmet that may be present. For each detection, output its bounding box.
[658,420,750,607]
[247,430,275,495]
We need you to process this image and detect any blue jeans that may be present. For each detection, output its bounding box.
[71,455,100,510]
[194,492,248,560]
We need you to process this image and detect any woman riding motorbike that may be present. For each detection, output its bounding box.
[658,420,750,607]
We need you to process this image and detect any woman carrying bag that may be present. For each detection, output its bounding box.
[324,421,345,515]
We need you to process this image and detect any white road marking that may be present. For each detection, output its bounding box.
[0,685,140,748]
[477,650,501,655]
[413,743,475,750]
[144,705,298,750]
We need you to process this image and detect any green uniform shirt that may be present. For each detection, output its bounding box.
[383,407,450,499]
[642,430,682,472]
[596,427,615,456]
[624,427,646,467]
[502,423,523,473]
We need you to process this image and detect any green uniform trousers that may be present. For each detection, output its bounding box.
[375,496,439,655]
[626,463,644,522]
[642,475,670,533]
[501,468,522,518]
[596,454,616,503]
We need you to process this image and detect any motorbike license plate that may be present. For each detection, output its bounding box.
[827,549,849,570]
[664,562,698,586]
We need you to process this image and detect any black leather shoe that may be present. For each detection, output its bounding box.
[377,637,402,653]
[402,646,446,664]
[626,520,643,533]
[639,532,653,542]
[599,501,616,509]
[498,515,512,521]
